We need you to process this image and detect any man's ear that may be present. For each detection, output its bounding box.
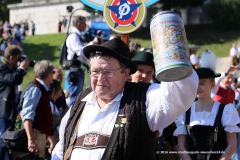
[9,55,13,61]
[124,68,131,80]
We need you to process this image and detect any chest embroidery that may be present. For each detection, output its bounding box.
[83,134,99,146]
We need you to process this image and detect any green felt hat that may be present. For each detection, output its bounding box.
[195,68,221,79]
[132,51,155,68]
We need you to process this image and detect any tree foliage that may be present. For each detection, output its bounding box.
[203,0,240,30]
[0,0,21,23]
[158,0,206,11]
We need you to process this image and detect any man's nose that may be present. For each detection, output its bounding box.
[97,73,106,81]
[142,73,146,78]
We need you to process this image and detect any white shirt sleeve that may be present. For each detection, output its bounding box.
[230,48,238,57]
[235,91,240,101]
[66,30,88,64]
[211,72,225,97]
[51,108,71,160]
[190,54,199,65]
[66,33,83,60]
[145,69,198,133]
[173,112,187,136]
[222,103,240,133]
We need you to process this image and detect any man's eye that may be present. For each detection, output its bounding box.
[147,72,153,75]
[92,71,98,74]
[103,71,111,75]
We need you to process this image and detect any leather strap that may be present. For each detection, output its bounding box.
[206,103,225,160]
[74,132,110,149]
[185,108,191,125]
[64,114,82,160]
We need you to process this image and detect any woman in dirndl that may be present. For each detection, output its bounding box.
[174,50,240,160]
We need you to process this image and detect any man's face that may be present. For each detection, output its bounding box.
[131,64,154,83]
[222,74,233,89]
[45,70,54,85]
[78,18,86,32]
[8,54,21,67]
[53,68,63,83]
[90,56,130,103]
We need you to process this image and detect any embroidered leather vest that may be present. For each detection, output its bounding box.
[63,82,157,160]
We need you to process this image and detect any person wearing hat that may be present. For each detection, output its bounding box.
[51,38,198,160]
[196,49,237,105]
[174,52,240,160]
[131,50,155,83]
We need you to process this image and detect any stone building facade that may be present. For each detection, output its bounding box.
[7,0,91,35]
[7,0,208,35]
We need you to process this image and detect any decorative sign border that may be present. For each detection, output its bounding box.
[103,0,146,34]
[81,0,158,11]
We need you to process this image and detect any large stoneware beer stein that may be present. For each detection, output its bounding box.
[150,11,192,82]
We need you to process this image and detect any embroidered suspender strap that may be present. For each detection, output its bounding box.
[74,132,110,149]
[64,114,82,160]
[206,103,225,160]
[63,87,92,160]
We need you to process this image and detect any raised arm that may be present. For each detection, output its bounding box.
[211,65,238,97]
[146,69,198,132]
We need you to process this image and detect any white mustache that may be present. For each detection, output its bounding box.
[96,83,108,86]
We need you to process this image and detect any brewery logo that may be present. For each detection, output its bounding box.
[103,0,146,34]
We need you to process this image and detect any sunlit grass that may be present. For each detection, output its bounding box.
[21,25,240,89]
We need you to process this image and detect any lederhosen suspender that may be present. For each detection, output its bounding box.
[64,92,127,160]
[207,104,225,160]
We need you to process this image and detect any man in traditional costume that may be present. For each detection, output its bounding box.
[52,38,198,160]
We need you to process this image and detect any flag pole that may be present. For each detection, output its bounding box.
[120,34,130,45]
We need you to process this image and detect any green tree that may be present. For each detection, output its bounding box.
[203,0,240,30]
[0,0,21,23]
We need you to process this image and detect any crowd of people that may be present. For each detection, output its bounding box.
[0,20,35,53]
[0,14,239,160]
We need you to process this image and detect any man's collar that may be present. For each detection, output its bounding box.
[71,28,81,36]
[82,90,124,103]
[81,90,124,111]
[1,57,13,69]
[36,78,50,91]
